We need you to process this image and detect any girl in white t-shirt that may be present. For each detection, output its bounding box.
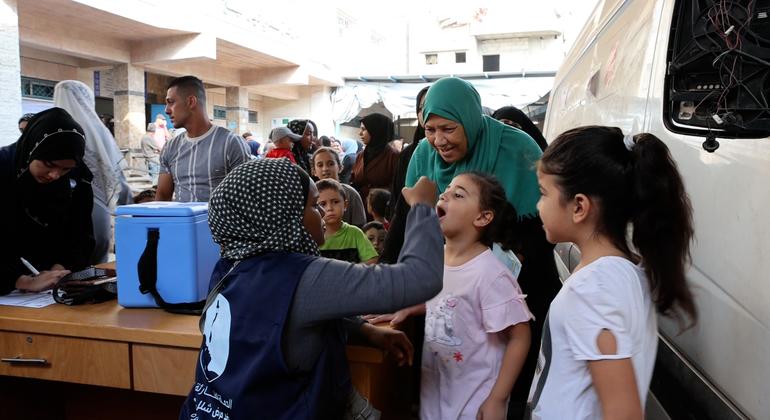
[378,172,533,419]
[528,126,697,420]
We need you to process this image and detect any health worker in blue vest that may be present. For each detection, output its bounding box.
[180,158,443,419]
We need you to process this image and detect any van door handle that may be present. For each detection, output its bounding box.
[1,357,48,365]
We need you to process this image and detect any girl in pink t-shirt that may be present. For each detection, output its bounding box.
[380,172,533,419]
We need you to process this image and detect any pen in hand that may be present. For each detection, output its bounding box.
[20,258,40,276]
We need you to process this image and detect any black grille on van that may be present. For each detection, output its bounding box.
[666,0,770,138]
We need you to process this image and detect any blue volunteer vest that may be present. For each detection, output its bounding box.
[179,252,351,420]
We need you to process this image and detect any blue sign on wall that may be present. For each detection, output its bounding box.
[94,71,101,97]
[150,104,173,129]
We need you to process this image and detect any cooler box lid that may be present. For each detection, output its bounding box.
[116,201,209,217]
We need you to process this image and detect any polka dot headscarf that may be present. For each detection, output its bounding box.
[208,158,319,260]
[287,119,307,136]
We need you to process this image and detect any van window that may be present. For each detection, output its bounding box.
[665,0,770,138]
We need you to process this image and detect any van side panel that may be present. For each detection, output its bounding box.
[645,2,770,418]
[545,0,664,138]
[547,0,770,418]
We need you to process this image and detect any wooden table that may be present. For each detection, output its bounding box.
[0,300,399,418]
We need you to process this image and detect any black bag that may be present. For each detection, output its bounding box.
[53,267,117,305]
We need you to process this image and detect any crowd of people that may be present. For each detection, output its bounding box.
[2,74,698,420]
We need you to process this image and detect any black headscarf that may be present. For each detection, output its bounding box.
[208,158,319,260]
[288,119,313,174]
[411,86,430,145]
[15,107,87,176]
[12,107,92,226]
[361,113,394,166]
[492,106,548,151]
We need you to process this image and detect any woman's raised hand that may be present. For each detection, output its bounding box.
[402,176,437,207]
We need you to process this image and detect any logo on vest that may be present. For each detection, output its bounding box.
[200,294,232,382]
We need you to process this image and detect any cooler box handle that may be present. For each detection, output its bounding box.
[137,228,205,315]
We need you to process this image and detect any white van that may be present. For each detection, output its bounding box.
[544,0,770,418]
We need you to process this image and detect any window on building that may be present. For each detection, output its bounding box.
[213,106,227,120]
[248,110,258,123]
[20,77,56,100]
[425,54,438,65]
[455,52,467,63]
[482,55,500,72]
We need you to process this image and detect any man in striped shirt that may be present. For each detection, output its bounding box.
[155,76,251,202]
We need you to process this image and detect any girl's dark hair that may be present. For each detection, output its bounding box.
[320,135,331,147]
[311,147,341,166]
[540,125,696,325]
[367,188,391,218]
[463,172,521,252]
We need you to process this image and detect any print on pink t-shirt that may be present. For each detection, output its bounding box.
[420,249,533,420]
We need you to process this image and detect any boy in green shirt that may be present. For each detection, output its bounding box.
[317,179,378,264]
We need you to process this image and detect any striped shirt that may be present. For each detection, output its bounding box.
[160,125,251,202]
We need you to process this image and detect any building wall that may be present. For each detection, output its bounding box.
[246,98,263,139]
[402,3,597,76]
[203,89,263,137]
[338,125,360,142]
[260,86,334,140]
[21,57,80,83]
[76,68,95,91]
[479,36,563,71]
[0,0,21,146]
[145,72,172,105]
[413,34,564,75]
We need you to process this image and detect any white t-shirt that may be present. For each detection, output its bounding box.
[528,256,657,420]
[421,249,533,420]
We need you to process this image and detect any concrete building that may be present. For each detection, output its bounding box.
[1,0,597,150]
[400,2,594,76]
[331,2,596,141]
[407,5,567,75]
[1,0,346,149]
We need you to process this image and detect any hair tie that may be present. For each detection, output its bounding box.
[623,134,636,151]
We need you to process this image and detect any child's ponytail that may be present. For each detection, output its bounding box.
[464,172,522,253]
[540,126,697,326]
[629,133,696,323]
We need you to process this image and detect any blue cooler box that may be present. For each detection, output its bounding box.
[115,202,220,308]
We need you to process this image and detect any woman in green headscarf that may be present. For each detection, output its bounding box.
[399,77,561,419]
[405,78,542,217]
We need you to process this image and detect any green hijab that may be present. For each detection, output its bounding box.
[405,77,542,218]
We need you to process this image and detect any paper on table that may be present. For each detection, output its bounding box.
[0,290,56,308]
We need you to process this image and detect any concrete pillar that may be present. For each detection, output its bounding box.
[225,86,249,136]
[309,86,334,136]
[112,63,145,151]
[0,0,21,146]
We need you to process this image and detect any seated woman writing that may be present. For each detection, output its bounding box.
[0,107,95,294]
[179,158,443,419]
